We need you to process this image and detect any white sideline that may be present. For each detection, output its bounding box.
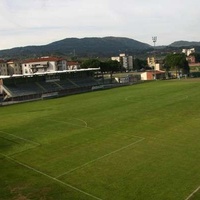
[56,137,145,178]
[125,95,189,102]
[185,185,200,200]
[2,154,102,200]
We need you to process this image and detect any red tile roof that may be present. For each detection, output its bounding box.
[0,60,6,63]
[67,61,80,65]
[23,57,65,63]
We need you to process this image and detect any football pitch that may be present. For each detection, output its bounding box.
[1,79,200,200]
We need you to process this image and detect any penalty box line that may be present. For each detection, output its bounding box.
[2,153,102,200]
[185,185,200,200]
[0,130,40,146]
[0,130,41,157]
[56,136,145,178]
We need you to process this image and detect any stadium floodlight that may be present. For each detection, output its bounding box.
[152,36,157,47]
[152,36,157,80]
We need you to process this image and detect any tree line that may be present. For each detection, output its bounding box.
[80,52,191,78]
[163,53,190,77]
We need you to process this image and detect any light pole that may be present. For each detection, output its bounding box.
[152,36,157,80]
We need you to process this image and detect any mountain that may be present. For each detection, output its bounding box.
[0,37,152,59]
[170,40,200,47]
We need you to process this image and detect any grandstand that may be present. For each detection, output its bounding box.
[0,69,101,104]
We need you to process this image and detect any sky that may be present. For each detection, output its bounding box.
[0,0,200,50]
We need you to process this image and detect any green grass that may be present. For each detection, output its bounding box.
[1,79,200,200]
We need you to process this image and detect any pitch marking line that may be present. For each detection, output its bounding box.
[74,118,90,128]
[185,185,200,200]
[43,118,93,129]
[0,130,40,146]
[125,95,189,103]
[56,137,145,178]
[125,96,134,102]
[0,130,41,156]
[1,153,102,200]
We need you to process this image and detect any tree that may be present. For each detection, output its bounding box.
[100,60,121,83]
[133,58,147,71]
[164,53,190,77]
[81,59,121,83]
[81,59,101,69]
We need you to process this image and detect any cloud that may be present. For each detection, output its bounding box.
[0,0,200,49]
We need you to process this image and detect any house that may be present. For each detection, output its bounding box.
[67,61,80,70]
[22,56,67,75]
[141,71,166,80]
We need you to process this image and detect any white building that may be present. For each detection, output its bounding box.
[22,57,67,75]
[111,53,133,71]
[111,56,120,62]
[182,48,195,56]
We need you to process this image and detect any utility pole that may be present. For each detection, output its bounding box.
[152,36,157,80]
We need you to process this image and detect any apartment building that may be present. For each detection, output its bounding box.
[147,57,163,71]
[0,60,8,75]
[22,57,67,75]
[111,53,133,71]
[7,60,22,75]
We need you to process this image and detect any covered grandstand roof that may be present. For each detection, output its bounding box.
[0,68,100,79]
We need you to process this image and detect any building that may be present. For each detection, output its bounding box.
[186,55,196,64]
[0,60,8,75]
[7,60,22,75]
[147,57,163,71]
[141,71,166,80]
[22,57,67,75]
[182,48,195,56]
[111,53,133,71]
[67,61,80,70]
[147,57,156,68]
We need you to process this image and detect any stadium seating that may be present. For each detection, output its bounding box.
[1,73,102,101]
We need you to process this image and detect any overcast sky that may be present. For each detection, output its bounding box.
[0,0,200,50]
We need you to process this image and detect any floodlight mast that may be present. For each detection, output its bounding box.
[152,36,157,47]
[152,36,157,80]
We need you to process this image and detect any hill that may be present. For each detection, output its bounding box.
[170,40,200,47]
[0,37,152,59]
